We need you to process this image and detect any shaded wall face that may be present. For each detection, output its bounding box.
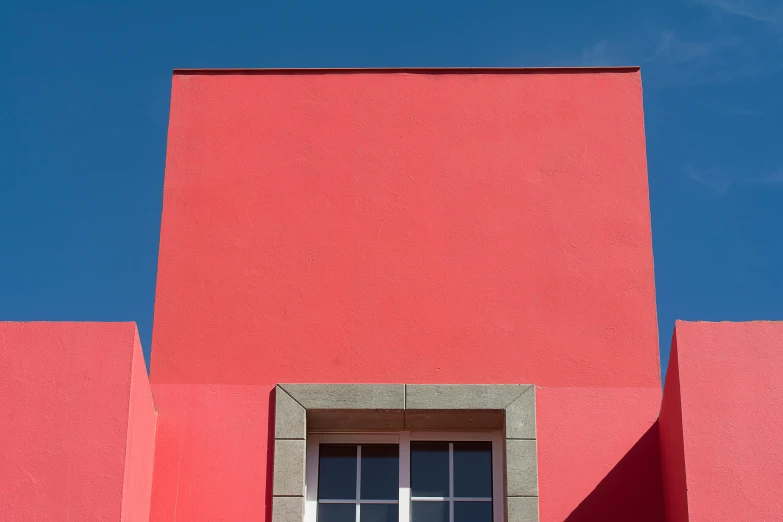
[658,336,689,522]
[149,71,663,521]
[121,332,158,522]
[0,323,155,521]
[663,321,783,521]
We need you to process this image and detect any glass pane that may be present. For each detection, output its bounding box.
[411,442,449,497]
[318,503,356,522]
[360,503,398,522]
[454,501,493,522]
[319,444,357,500]
[360,445,399,500]
[411,501,449,522]
[453,442,492,498]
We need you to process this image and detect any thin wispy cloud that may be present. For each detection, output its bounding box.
[724,106,762,117]
[687,166,783,194]
[752,168,783,184]
[575,0,783,87]
[651,30,739,66]
[696,0,783,27]
[686,167,736,193]
[579,40,623,66]
[644,29,767,86]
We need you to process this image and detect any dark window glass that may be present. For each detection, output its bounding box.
[360,445,399,500]
[453,442,492,498]
[454,501,492,522]
[317,503,356,522]
[411,442,449,497]
[360,503,398,522]
[318,445,357,500]
[411,501,449,522]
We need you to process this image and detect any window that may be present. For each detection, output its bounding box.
[306,432,504,522]
[272,384,538,522]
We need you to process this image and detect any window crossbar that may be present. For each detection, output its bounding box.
[306,431,504,522]
[318,499,400,504]
[410,497,492,502]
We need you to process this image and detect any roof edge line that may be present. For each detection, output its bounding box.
[172,66,641,75]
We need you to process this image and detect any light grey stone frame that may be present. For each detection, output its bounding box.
[272,384,538,522]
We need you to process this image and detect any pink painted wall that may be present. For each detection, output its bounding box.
[659,333,689,522]
[661,321,783,521]
[149,384,270,521]
[149,70,663,520]
[0,322,157,521]
[122,329,158,521]
[152,70,658,388]
[538,387,663,521]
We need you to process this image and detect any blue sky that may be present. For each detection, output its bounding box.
[2,0,781,379]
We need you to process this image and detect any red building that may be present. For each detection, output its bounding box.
[2,68,782,522]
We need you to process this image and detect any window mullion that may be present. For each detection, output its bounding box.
[356,445,362,522]
[310,432,498,522]
[449,443,454,522]
[399,431,411,522]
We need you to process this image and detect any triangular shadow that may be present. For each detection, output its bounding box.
[564,421,665,521]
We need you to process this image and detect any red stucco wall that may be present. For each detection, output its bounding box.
[121,330,158,521]
[659,333,689,522]
[0,322,157,521]
[538,387,663,521]
[149,70,663,521]
[661,321,783,521]
[149,384,270,520]
[152,70,658,388]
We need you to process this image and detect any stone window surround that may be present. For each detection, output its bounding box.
[272,384,538,522]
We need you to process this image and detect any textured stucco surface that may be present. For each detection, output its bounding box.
[151,70,659,388]
[663,321,783,521]
[659,335,689,522]
[148,383,271,521]
[536,386,663,521]
[0,322,156,521]
[148,69,662,521]
[121,331,158,522]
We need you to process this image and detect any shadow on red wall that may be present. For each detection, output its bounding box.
[263,393,665,522]
[265,389,276,522]
[564,422,664,522]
